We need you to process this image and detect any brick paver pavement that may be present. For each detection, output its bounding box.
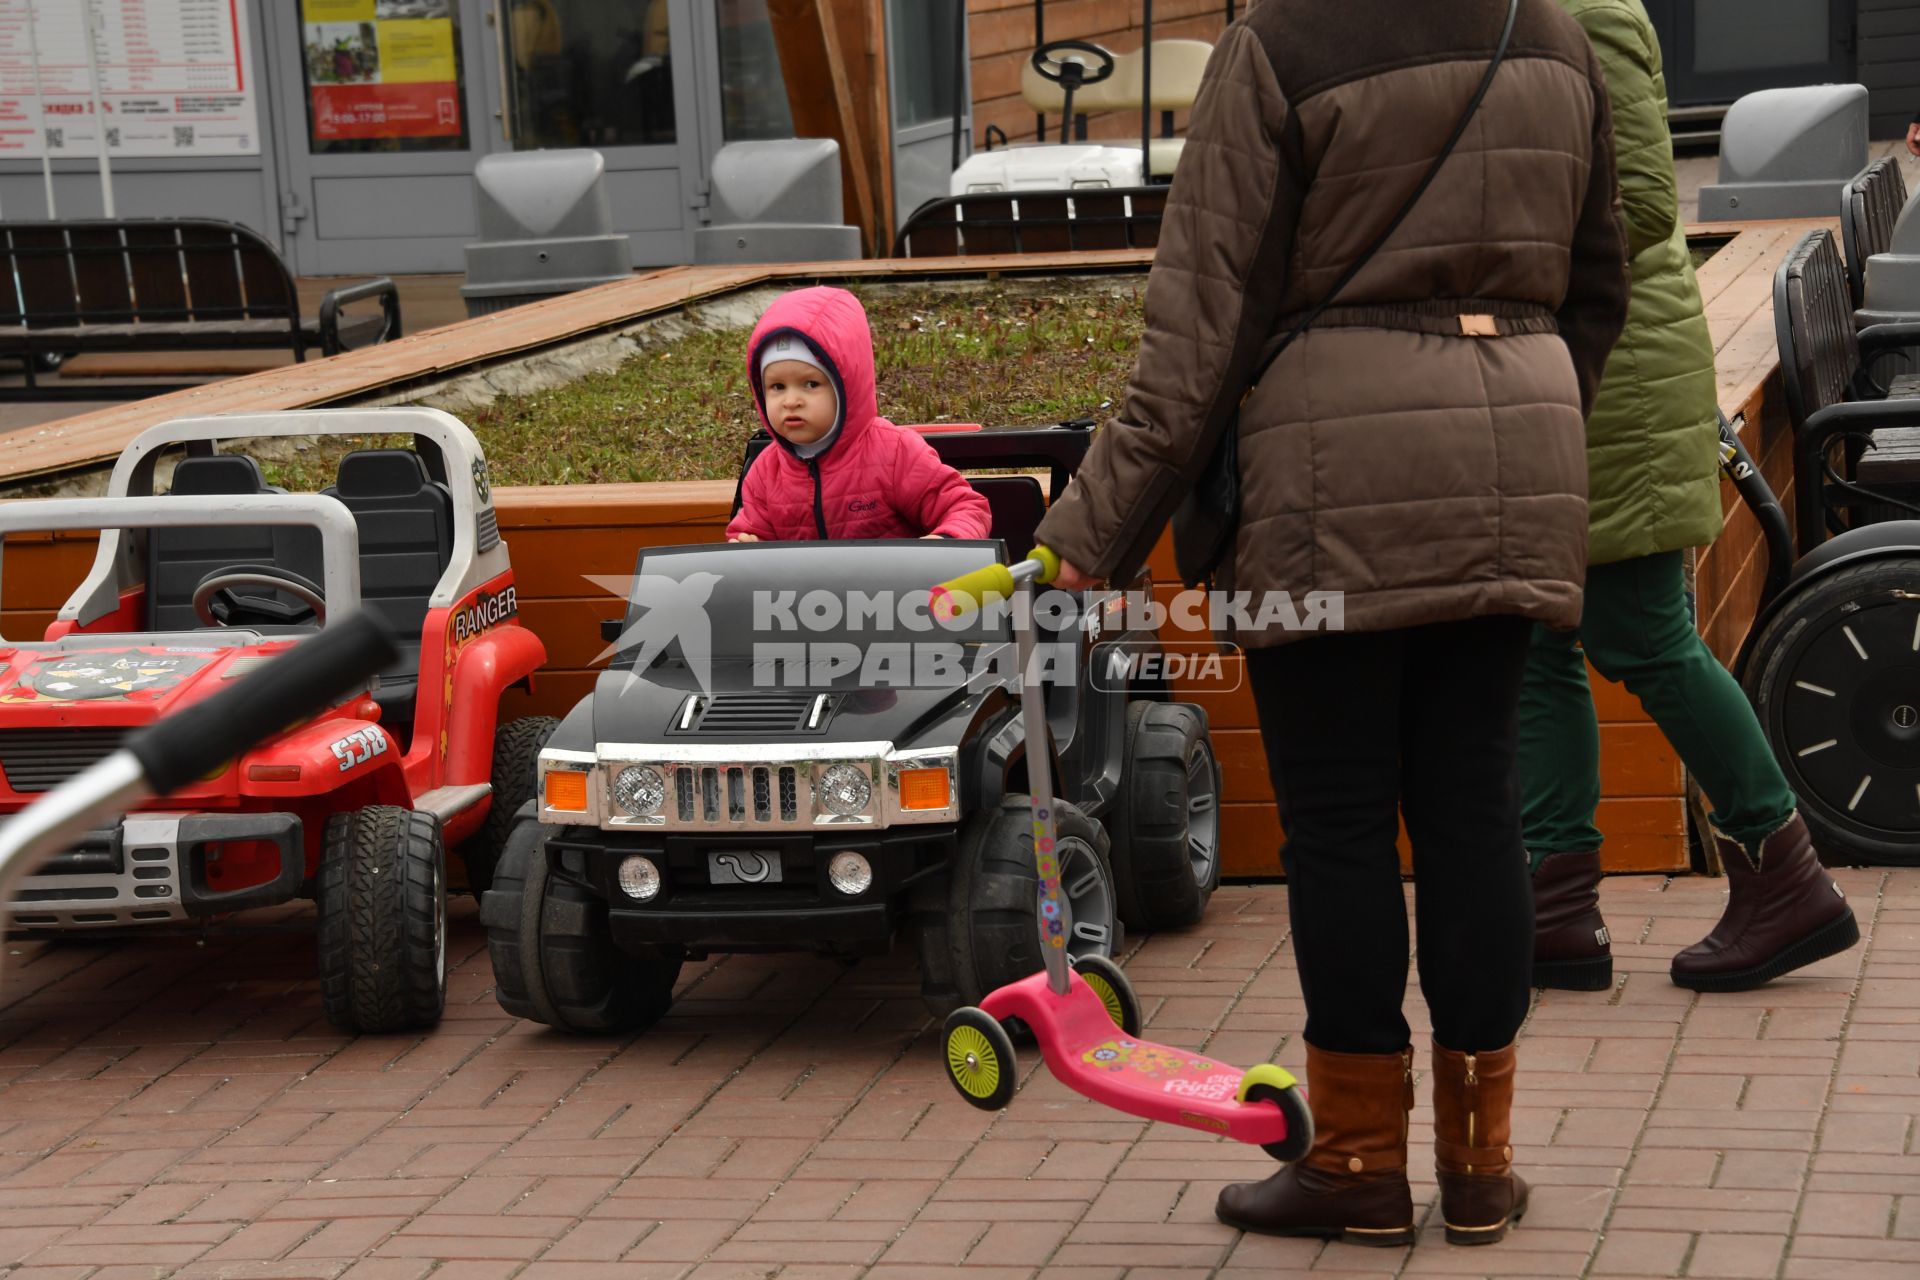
[2,868,1914,1280]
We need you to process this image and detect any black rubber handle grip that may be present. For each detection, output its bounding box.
[125,613,397,796]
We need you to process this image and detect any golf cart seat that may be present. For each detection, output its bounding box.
[969,474,1047,562]
[320,449,456,736]
[148,454,325,633]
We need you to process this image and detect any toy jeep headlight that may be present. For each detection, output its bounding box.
[612,765,666,817]
[817,763,872,817]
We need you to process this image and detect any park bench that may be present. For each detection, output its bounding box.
[1774,226,1920,548]
[0,217,401,399]
[1841,156,1908,316]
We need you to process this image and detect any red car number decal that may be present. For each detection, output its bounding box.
[330,726,389,772]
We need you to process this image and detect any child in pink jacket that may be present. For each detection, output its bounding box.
[725,287,993,543]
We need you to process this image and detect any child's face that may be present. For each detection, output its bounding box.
[762,359,837,446]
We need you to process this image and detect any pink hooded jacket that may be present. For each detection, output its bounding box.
[725,287,992,542]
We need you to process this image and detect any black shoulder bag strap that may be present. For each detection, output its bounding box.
[1172,0,1522,588]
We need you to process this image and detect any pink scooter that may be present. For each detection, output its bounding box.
[929,550,1311,1160]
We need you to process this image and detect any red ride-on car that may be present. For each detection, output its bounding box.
[0,408,553,1032]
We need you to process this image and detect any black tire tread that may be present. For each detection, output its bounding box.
[464,716,559,896]
[1110,701,1220,930]
[1746,558,1920,867]
[946,797,1118,1009]
[480,818,680,1034]
[316,806,446,1033]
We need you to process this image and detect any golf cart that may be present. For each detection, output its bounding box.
[481,420,1226,1033]
[0,408,551,1032]
[895,1,1232,257]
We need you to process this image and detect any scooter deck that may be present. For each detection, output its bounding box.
[979,970,1297,1145]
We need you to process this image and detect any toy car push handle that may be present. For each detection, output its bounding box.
[129,613,397,796]
[929,545,1060,620]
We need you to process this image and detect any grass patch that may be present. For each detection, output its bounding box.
[261,278,1146,491]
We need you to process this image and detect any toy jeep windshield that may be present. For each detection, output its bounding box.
[0,408,553,1033]
[482,421,1227,1033]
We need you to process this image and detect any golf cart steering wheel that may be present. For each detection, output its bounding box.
[192,566,328,629]
[1031,39,1117,88]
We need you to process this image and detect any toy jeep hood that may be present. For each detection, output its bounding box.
[0,640,283,725]
[595,541,1016,747]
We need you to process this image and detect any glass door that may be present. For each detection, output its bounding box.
[477,0,707,266]
[887,0,965,238]
[266,0,492,275]
[1660,0,1854,107]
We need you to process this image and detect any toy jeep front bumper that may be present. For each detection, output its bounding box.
[547,825,956,950]
[4,812,304,929]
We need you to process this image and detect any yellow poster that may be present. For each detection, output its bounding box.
[303,0,374,21]
[377,20,457,84]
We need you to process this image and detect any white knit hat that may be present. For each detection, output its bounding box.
[758,334,826,385]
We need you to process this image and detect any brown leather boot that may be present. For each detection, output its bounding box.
[1214,1045,1415,1247]
[1531,850,1612,991]
[1671,812,1860,992]
[1432,1038,1528,1245]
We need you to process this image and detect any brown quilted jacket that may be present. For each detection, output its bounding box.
[1033,0,1631,644]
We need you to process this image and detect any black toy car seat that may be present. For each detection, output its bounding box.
[967,474,1047,561]
[147,455,325,632]
[320,449,456,739]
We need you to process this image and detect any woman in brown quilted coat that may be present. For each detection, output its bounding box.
[1034,0,1630,1249]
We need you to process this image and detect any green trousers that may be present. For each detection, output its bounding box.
[1518,551,1796,868]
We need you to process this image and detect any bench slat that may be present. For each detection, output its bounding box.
[67,225,133,322]
[178,222,245,320]
[123,223,190,318]
[8,226,79,326]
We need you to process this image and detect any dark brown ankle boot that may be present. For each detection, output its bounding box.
[1214,1045,1415,1247]
[1671,812,1860,992]
[1432,1038,1528,1245]
[1531,850,1612,990]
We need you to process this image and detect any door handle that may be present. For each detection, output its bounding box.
[491,0,513,145]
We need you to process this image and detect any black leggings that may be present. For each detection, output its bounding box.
[1245,615,1534,1055]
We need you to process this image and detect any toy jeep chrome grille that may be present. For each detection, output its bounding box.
[538,743,959,833]
[675,764,802,823]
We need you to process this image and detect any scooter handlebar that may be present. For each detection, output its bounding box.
[930,547,1061,619]
[126,612,398,796]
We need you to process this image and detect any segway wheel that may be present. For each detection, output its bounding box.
[1745,557,1920,865]
[1239,1063,1313,1162]
[1072,953,1142,1036]
[943,1007,1017,1111]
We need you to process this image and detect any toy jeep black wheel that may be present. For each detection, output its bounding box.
[316,806,447,1033]
[945,797,1120,1009]
[463,716,559,896]
[481,816,681,1033]
[1109,701,1221,930]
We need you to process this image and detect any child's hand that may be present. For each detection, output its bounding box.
[730,533,760,543]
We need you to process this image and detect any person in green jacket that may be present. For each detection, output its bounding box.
[1527,0,1860,993]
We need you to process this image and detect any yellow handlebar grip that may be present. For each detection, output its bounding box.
[930,563,1016,620]
[1030,545,1060,584]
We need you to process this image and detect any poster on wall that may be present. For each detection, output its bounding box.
[302,0,460,143]
[0,0,260,157]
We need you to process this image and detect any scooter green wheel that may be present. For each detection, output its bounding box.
[943,1008,1017,1111]
[1072,953,1142,1036]
[1239,1063,1314,1162]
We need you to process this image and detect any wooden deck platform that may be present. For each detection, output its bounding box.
[0,221,1827,876]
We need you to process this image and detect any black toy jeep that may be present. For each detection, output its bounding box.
[480,422,1225,1032]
